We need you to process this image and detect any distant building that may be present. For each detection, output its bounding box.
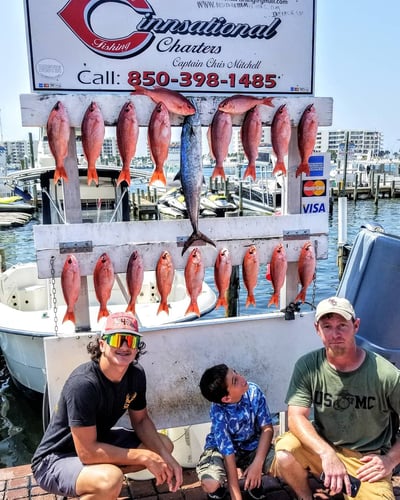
[315,129,383,158]
[4,139,37,166]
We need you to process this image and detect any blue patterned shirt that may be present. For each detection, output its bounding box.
[204,382,272,456]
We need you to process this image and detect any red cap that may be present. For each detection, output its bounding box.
[103,312,141,335]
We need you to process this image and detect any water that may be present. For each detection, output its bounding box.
[2,197,400,467]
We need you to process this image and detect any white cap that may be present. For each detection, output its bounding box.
[315,297,356,322]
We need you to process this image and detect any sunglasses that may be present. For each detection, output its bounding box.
[102,333,141,349]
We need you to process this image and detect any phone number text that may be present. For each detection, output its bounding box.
[127,71,277,89]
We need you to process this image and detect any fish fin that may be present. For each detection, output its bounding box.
[245,294,256,307]
[272,161,287,176]
[97,307,110,322]
[157,301,169,315]
[54,166,68,184]
[294,289,306,303]
[173,169,181,182]
[185,300,201,317]
[149,169,167,186]
[62,310,76,324]
[262,97,275,108]
[126,302,136,315]
[268,293,279,308]
[181,231,216,256]
[211,165,226,179]
[117,167,131,186]
[243,164,256,181]
[295,162,310,177]
[87,166,99,186]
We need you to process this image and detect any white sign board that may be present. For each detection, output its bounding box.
[24,0,315,95]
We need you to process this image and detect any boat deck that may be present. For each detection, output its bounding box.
[3,463,400,499]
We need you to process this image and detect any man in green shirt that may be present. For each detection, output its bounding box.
[272,296,400,499]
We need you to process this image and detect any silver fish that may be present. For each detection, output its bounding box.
[180,107,215,255]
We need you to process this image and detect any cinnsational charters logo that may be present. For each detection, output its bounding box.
[58,0,282,59]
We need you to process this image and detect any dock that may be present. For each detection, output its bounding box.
[330,173,400,201]
[2,463,400,499]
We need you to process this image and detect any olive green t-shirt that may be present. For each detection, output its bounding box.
[286,348,400,453]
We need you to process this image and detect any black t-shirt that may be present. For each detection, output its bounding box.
[32,360,146,470]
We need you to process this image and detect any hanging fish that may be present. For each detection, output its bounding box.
[214,248,233,312]
[241,105,263,181]
[184,247,205,317]
[268,243,288,308]
[47,101,70,183]
[93,252,115,321]
[131,85,196,115]
[296,104,318,177]
[218,94,274,114]
[61,254,81,324]
[180,108,216,255]
[294,241,316,303]
[116,101,139,186]
[271,104,291,176]
[148,102,171,186]
[126,250,144,315]
[207,110,232,180]
[156,250,175,315]
[81,101,105,186]
[242,245,259,307]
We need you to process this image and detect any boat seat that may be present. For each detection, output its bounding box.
[337,226,400,366]
[14,284,47,311]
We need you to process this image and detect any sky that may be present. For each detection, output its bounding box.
[1,1,400,152]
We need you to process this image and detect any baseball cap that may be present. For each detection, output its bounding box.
[315,297,356,323]
[103,312,141,336]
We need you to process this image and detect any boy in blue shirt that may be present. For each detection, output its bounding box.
[196,364,275,500]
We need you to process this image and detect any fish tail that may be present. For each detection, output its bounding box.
[117,167,131,186]
[245,293,256,307]
[243,164,256,181]
[211,165,226,180]
[294,289,306,303]
[215,295,228,310]
[62,310,76,324]
[87,165,99,186]
[295,162,310,177]
[130,85,145,95]
[149,169,167,186]
[181,230,216,256]
[272,161,287,176]
[97,307,110,322]
[185,300,201,317]
[262,97,275,108]
[54,165,68,184]
[268,293,279,308]
[157,301,169,315]
[126,302,136,315]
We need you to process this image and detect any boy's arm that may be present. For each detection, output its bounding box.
[224,453,242,500]
[243,424,274,491]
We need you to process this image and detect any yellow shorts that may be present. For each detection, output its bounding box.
[271,431,394,500]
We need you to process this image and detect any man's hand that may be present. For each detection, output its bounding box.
[357,453,393,482]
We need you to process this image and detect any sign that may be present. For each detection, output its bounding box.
[24,0,315,95]
[301,153,330,215]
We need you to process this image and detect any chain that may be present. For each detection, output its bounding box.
[311,268,317,309]
[50,256,59,335]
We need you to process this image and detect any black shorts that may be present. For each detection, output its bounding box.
[32,427,141,497]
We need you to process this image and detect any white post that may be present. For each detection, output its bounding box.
[337,196,348,245]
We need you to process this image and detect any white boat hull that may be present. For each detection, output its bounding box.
[0,262,216,394]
